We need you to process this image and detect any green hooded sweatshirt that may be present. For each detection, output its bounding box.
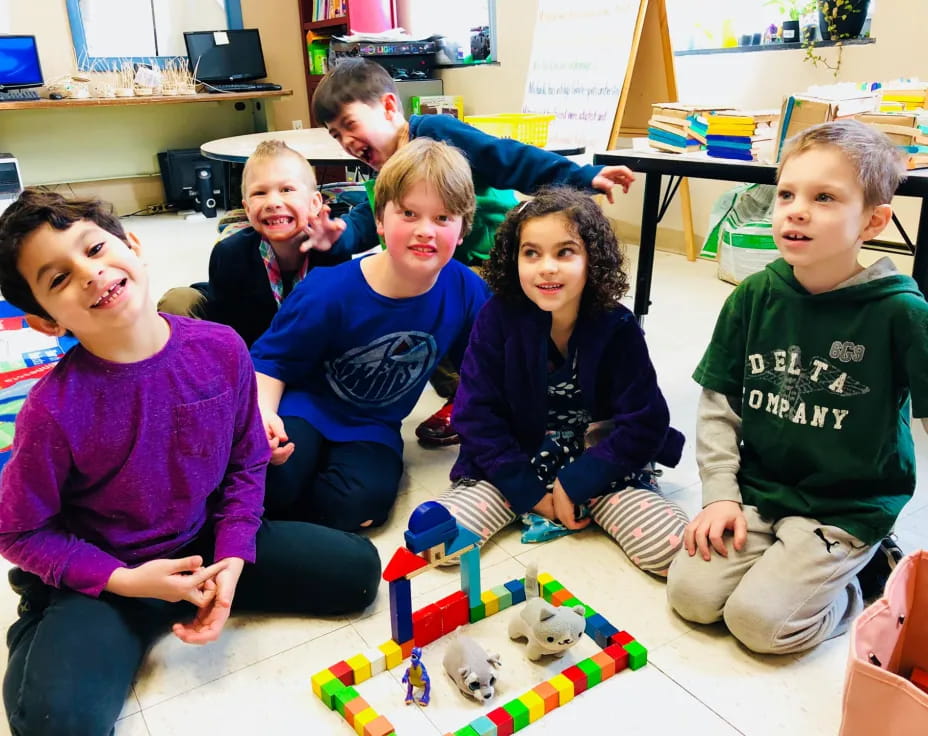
[694,257,928,544]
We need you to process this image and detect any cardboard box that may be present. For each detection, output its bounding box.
[411,95,464,120]
[775,93,879,160]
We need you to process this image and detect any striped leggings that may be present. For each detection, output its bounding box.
[438,478,688,576]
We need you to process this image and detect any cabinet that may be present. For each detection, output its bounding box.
[298,0,396,126]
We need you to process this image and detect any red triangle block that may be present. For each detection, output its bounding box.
[382,546,429,582]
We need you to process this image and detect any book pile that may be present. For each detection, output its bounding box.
[706,110,779,161]
[775,91,880,159]
[647,104,732,154]
[879,86,927,113]
[856,112,928,169]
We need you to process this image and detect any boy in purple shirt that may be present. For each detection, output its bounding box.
[0,189,380,736]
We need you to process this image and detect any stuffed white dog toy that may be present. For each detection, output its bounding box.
[508,563,586,661]
[442,632,501,702]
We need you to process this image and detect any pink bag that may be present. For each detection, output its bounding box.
[840,550,928,736]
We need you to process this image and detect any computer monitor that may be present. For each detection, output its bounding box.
[0,35,43,90]
[184,29,267,84]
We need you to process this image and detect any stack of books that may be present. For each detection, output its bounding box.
[856,112,928,169]
[775,91,880,160]
[706,110,779,161]
[879,86,928,113]
[647,104,731,154]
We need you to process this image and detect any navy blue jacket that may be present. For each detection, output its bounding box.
[203,226,354,347]
[450,296,685,513]
[335,115,605,260]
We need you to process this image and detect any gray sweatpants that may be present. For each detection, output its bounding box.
[438,478,688,575]
[666,505,876,654]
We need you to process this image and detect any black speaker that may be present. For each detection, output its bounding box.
[194,165,217,218]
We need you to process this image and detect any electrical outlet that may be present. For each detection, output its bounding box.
[292,119,303,130]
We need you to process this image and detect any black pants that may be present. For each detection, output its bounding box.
[3,520,379,736]
[264,416,404,531]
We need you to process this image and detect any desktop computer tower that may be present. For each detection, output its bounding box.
[157,149,228,218]
[0,154,23,216]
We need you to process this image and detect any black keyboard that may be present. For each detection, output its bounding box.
[0,89,40,102]
[207,83,282,93]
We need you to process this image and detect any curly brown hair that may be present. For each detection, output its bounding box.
[483,187,629,315]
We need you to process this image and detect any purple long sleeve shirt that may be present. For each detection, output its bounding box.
[0,315,270,597]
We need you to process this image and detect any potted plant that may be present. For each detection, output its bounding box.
[818,0,869,40]
[764,0,816,43]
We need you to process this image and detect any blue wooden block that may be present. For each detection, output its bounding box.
[405,517,458,553]
[504,578,526,605]
[460,547,482,607]
[585,612,619,648]
[408,501,453,532]
[446,524,482,556]
[468,714,498,736]
[389,578,413,644]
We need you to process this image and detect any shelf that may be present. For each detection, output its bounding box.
[0,89,292,111]
[304,17,348,31]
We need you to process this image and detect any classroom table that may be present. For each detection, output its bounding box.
[592,148,928,323]
[201,127,357,166]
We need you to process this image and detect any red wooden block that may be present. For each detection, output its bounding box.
[610,630,634,646]
[435,590,469,636]
[551,589,573,606]
[382,547,429,582]
[561,664,588,696]
[412,603,442,647]
[329,660,354,686]
[486,707,515,736]
[912,666,928,694]
[532,681,560,713]
[603,643,630,673]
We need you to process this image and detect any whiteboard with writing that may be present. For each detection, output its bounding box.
[522,0,640,152]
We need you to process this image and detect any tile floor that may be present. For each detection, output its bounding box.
[1,212,926,736]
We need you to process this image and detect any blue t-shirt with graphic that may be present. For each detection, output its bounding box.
[251,257,489,455]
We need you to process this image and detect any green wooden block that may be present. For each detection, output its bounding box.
[541,579,564,602]
[454,727,480,736]
[562,596,583,608]
[503,699,531,731]
[490,584,513,611]
[581,603,597,617]
[470,603,486,623]
[320,678,347,710]
[624,640,648,670]
[577,658,602,688]
[332,686,360,717]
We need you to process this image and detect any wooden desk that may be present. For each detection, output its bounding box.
[593,148,928,322]
[201,127,357,166]
[0,89,292,112]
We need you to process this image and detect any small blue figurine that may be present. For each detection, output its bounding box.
[401,647,431,706]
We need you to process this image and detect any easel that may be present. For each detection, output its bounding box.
[605,0,698,261]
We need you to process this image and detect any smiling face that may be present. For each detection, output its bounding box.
[325,97,403,171]
[242,155,322,247]
[376,179,463,287]
[19,220,150,342]
[773,145,887,290]
[517,212,588,325]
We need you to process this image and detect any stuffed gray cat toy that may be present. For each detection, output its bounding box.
[443,632,501,702]
[508,562,586,661]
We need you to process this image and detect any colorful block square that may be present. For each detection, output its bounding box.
[577,658,602,688]
[320,677,348,710]
[480,590,500,617]
[329,660,354,686]
[486,707,514,736]
[501,699,530,731]
[346,653,372,684]
[361,647,387,677]
[377,640,402,670]
[591,650,617,680]
[561,664,588,696]
[519,690,545,722]
[353,707,377,736]
[468,715,498,736]
[611,630,634,646]
[549,673,574,706]
[470,603,486,622]
[489,584,513,611]
[603,642,630,673]
[311,668,336,698]
[532,681,560,713]
[363,715,395,736]
[624,639,648,670]
[504,578,526,605]
[333,686,361,718]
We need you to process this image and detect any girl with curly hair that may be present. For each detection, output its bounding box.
[438,187,688,575]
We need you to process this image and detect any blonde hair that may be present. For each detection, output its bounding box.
[778,120,906,208]
[241,140,317,198]
[373,138,475,237]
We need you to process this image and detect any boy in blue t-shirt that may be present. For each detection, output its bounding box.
[304,58,637,446]
[252,137,489,531]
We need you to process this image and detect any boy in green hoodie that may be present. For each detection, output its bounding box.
[667,120,926,654]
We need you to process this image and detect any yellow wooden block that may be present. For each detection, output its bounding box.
[536,571,555,586]
[311,669,336,698]
[549,673,575,706]
[519,689,546,722]
[480,590,500,616]
[346,653,372,684]
[353,707,378,736]
[378,640,402,670]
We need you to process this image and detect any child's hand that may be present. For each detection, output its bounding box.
[261,409,295,465]
[300,205,347,253]
[591,165,636,202]
[683,500,747,561]
[531,493,557,521]
[552,480,591,531]
[173,557,245,645]
[105,556,225,605]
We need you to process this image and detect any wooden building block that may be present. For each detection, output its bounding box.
[548,673,575,706]
[577,658,602,688]
[518,690,545,722]
[363,715,395,736]
[378,640,402,670]
[532,681,560,713]
[501,699,530,731]
[346,653,372,684]
[329,660,354,686]
[591,650,617,681]
[311,668,336,698]
[480,589,500,617]
[624,639,648,670]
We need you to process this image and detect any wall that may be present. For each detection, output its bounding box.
[427,0,926,252]
[1,0,309,213]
